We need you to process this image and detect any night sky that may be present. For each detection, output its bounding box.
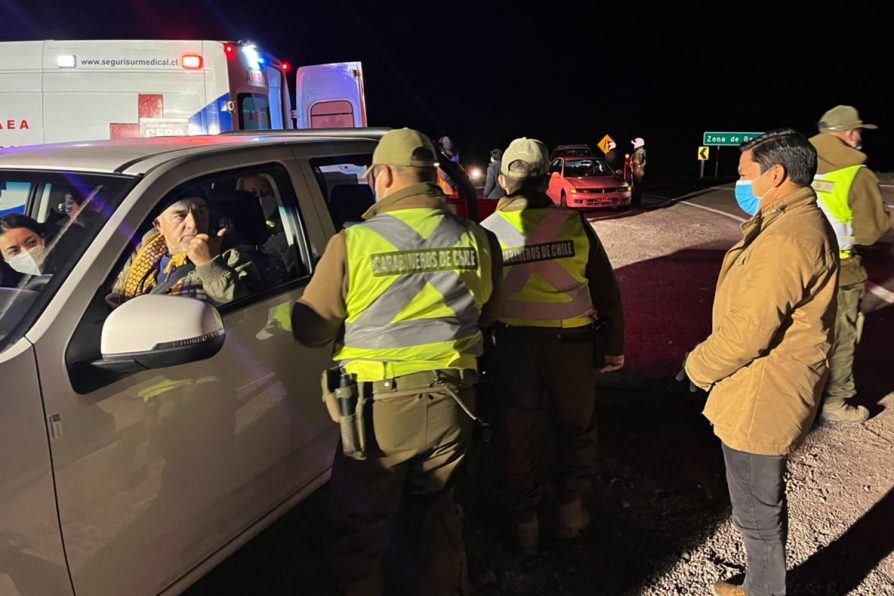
[2,1,891,176]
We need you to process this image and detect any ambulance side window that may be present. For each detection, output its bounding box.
[238,94,272,130]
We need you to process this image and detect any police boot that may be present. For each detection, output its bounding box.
[819,399,869,424]
[556,497,590,539]
[510,515,539,556]
[712,579,747,596]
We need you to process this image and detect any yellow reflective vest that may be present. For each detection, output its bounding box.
[334,208,493,381]
[481,206,594,328]
[812,164,863,259]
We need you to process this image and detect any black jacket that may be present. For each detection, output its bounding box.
[484,160,505,199]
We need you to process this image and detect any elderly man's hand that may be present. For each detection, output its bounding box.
[188,228,226,266]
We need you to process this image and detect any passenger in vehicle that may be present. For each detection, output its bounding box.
[0,212,90,289]
[107,196,262,307]
[0,214,49,282]
[237,174,278,221]
[234,175,299,279]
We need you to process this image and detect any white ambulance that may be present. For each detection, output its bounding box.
[0,40,367,148]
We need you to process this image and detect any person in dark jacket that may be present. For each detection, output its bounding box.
[484,148,506,199]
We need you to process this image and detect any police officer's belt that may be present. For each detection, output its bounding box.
[369,368,477,394]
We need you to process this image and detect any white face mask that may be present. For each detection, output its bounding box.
[9,245,44,276]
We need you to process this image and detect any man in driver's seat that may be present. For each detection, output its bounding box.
[108,197,261,307]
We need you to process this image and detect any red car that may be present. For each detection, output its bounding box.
[546,155,631,210]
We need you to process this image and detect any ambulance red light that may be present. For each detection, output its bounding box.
[182,55,203,70]
[280,62,291,72]
[224,43,236,58]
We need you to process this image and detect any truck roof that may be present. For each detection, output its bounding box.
[0,129,390,176]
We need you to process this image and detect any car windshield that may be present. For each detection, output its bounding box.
[563,158,613,177]
[0,171,133,352]
[556,147,593,157]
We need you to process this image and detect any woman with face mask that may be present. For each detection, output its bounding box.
[0,214,49,281]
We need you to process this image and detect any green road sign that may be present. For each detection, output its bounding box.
[702,132,763,146]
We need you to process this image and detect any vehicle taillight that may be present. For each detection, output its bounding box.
[182,55,203,70]
[224,43,236,58]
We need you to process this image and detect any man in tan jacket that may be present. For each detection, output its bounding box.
[683,129,839,596]
[810,106,891,423]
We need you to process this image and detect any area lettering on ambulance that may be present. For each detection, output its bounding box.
[0,119,30,130]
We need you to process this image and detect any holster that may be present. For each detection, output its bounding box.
[321,367,368,460]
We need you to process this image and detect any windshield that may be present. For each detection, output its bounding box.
[563,158,613,177]
[0,171,133,352]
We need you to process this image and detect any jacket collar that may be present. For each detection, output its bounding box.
[742,186,817,236]
[362,183,447,219]
[809,133,867,168]
[496,190,553,212]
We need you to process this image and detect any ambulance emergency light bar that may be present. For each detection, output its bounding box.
[225,41,291,72]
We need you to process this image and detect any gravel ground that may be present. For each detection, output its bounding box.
[461,196,894,595]
[188,192,894,595]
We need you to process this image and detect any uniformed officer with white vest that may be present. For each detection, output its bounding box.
[810,106,891,424]
[480,138,624,555]
[291,128,501,596]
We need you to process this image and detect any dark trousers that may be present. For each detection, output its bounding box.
[721,443,788,596]
[325,382,475,596]
[493,325,597,520]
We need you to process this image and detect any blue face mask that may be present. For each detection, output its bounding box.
[734,168,776,216]
[734,181,761,216]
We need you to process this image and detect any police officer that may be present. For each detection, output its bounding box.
[810,106,891,424]
[291,128,500,595]
[630,137,647,206]
[480,138,624,555]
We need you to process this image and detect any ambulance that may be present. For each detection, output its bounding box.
[0,39,367,146]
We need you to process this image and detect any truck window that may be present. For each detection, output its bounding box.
[0,181,31,216]
[309,156,374,230]
[0,172,133,353]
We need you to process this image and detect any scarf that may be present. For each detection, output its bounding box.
[121,232,193,300]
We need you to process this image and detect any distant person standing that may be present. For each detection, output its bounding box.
[437,135,462,196]
[810,105,891,424]
[484,148,506,199]
[630,137,647,206]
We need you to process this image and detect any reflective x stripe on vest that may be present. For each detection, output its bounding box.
[336,210,489,380]
[482,207,593,327]
[812,165,862,259]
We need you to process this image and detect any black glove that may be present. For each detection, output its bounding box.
[675,352,699,393]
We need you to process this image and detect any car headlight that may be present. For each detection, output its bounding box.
[570,188,577,194]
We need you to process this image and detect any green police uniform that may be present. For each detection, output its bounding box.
[810,106,891,423]
[481,138,624,551]
[292,129,500,595]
